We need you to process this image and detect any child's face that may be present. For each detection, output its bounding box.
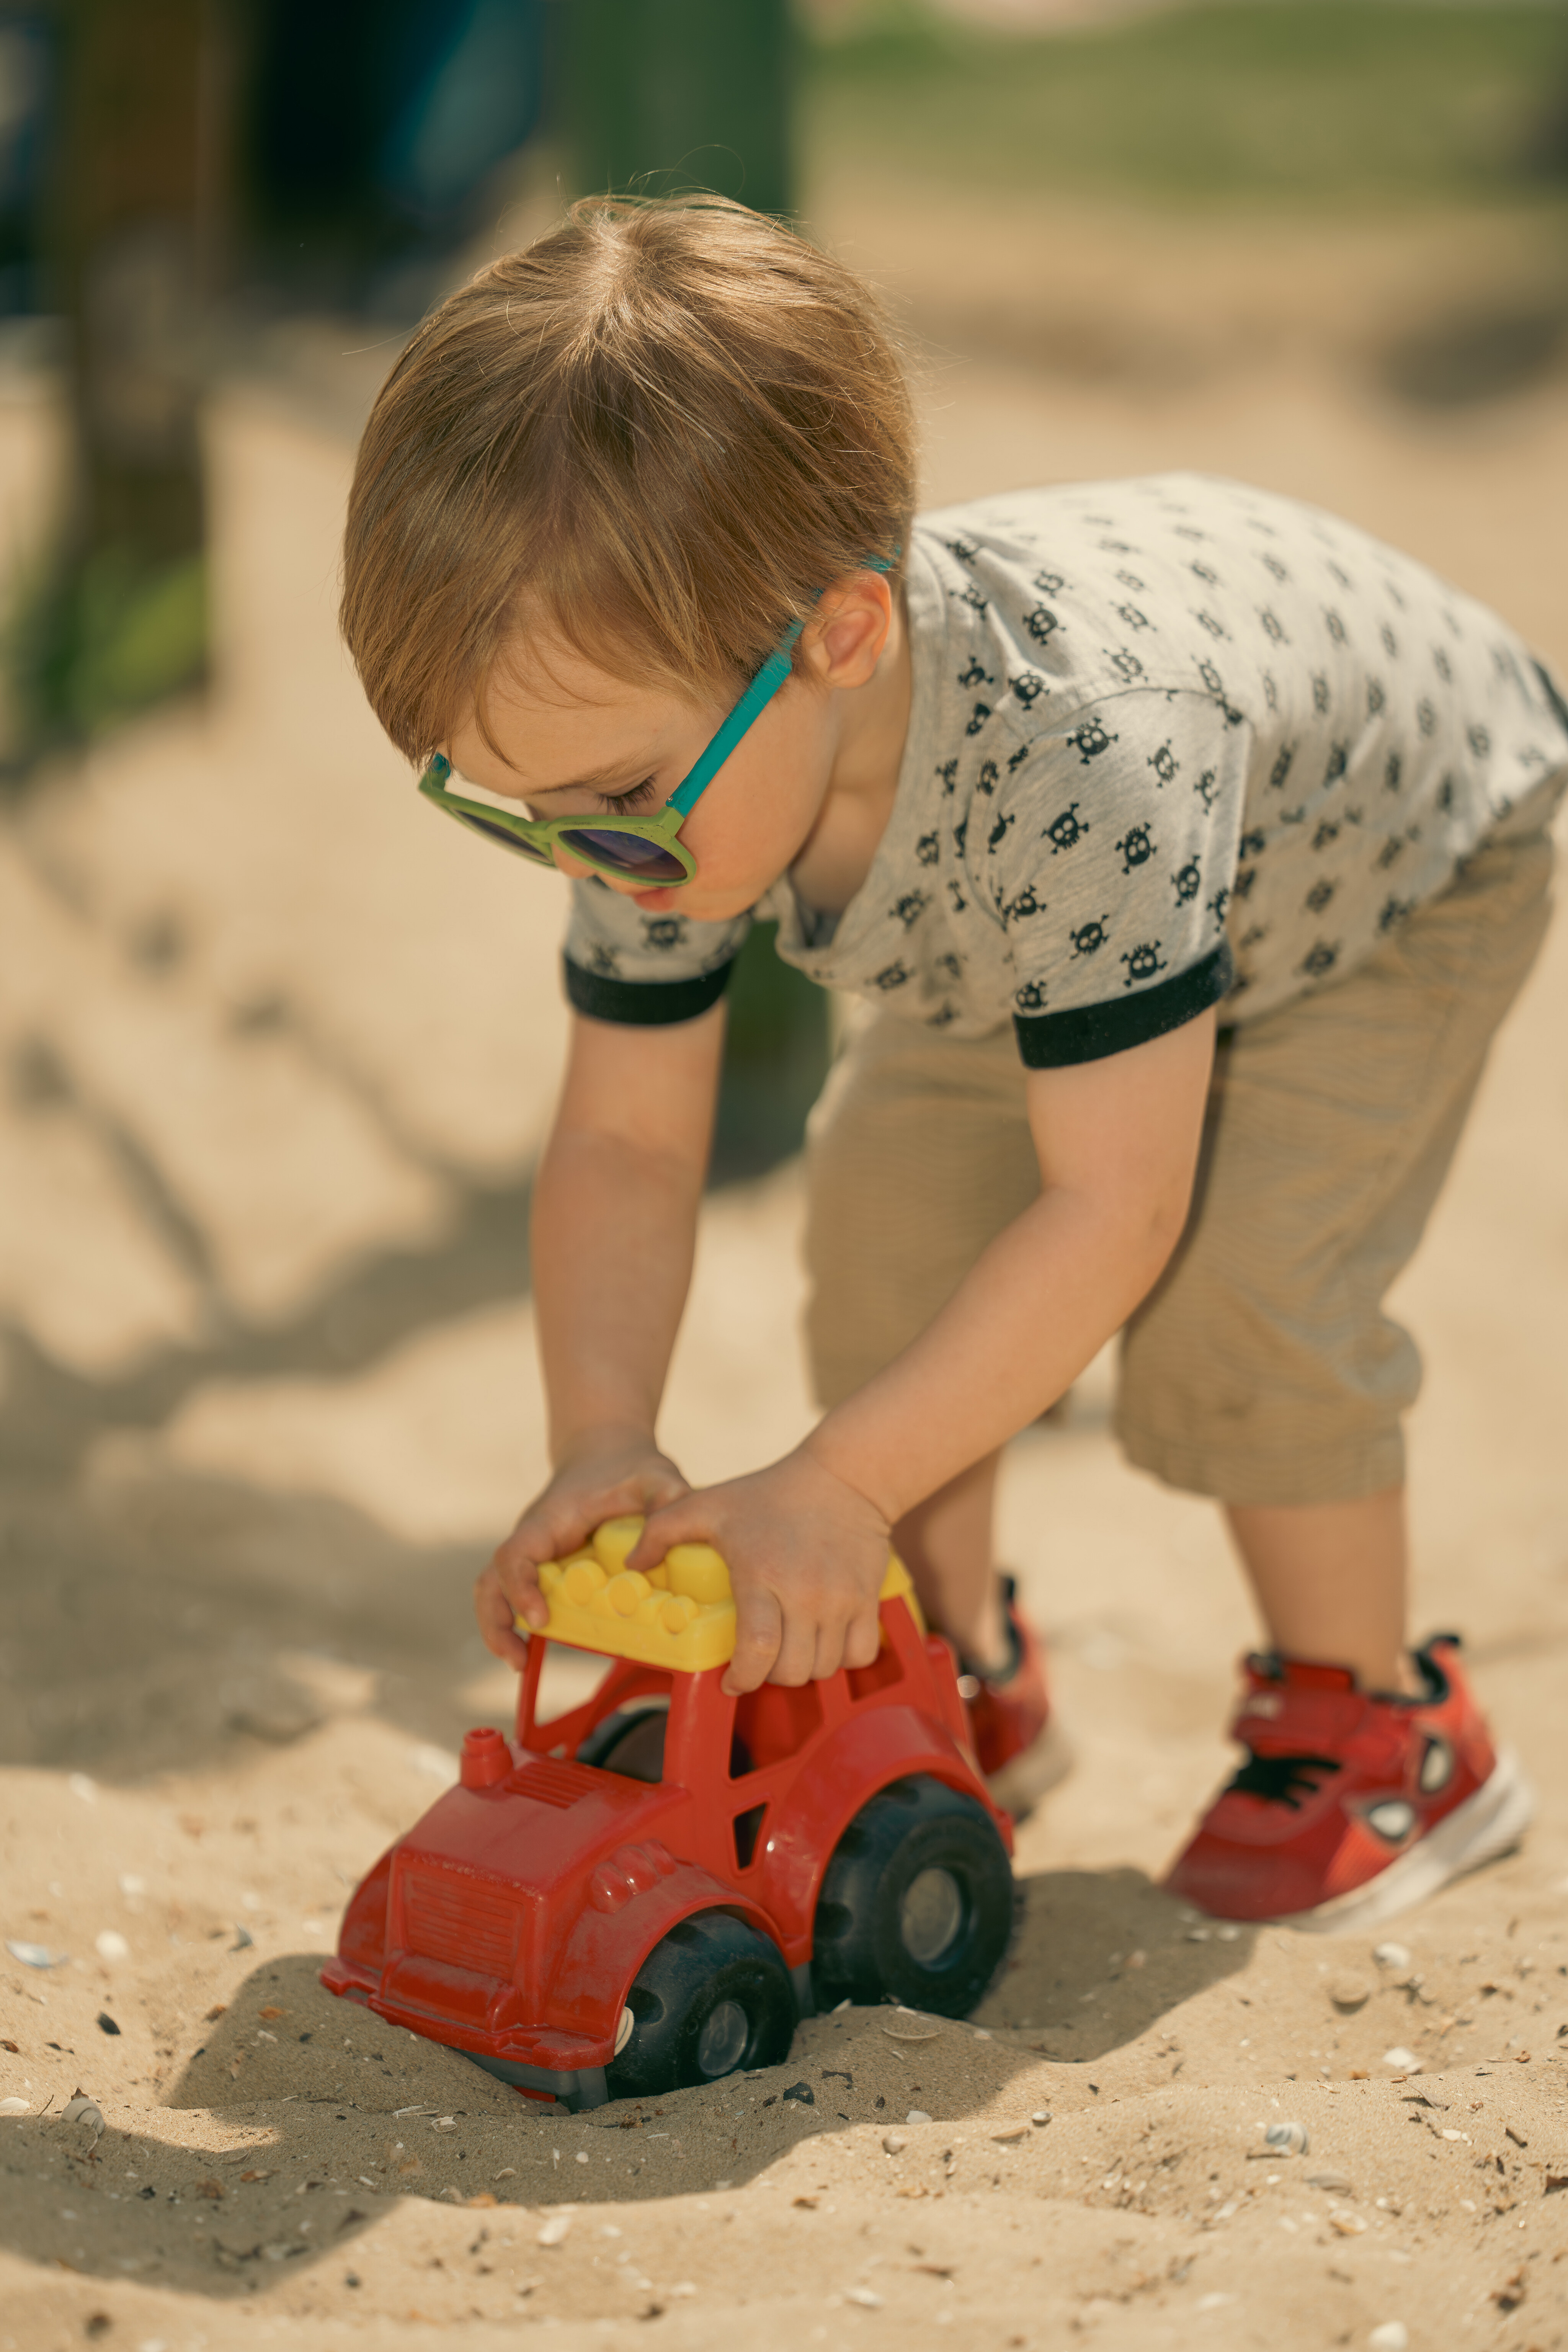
[443,577,899,923]
[443,640,835,924]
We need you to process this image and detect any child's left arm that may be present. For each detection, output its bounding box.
[631,1008,1216,1694]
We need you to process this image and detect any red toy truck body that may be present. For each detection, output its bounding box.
[324,1564,1013,2108]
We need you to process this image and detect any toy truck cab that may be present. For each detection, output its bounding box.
[324,1521,1014,2108]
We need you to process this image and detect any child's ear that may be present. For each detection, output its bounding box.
[802,570,894,690]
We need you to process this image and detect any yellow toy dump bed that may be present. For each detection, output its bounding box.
[522,1517,921,1673]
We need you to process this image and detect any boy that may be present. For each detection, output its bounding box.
[342,196,1567,1928]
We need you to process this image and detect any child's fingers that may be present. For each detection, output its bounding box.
[483,1620,534,1671]
[818,1599,889,1693]
[637,1460,693,1512]
[509,1494,598,1562]
[485,1531,553,1631]
[808,1619,846,1682]
[474,1561,535,1666]
[843,1603,884,1673]
[769,1583,830,1688]
[626,1495,701,1574]
[806,1592,883,1683]
[721,1584,784,1697]
[576,1465,689,1539]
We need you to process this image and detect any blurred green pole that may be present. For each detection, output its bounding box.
[10,0,212,766]
[556,0,829,1181]
[558,0,794,217]
[60,0,208,560]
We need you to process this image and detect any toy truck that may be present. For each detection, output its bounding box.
[323,1519,1014,2109]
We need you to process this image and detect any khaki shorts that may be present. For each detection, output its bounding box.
[802,778,1564,1507]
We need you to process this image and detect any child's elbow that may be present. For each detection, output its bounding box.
[1127,1172,1196,1291]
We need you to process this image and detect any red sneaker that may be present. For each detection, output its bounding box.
[1166,1634,1533,1931]
[959,1577,1073,1820]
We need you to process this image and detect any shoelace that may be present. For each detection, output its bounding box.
[1228,1750,1342,1810]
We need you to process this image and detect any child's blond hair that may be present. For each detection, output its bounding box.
[342,196,916,763]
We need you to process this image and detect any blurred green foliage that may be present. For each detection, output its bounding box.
[560,0,795,217]
[804,1,1568,209]
[2,0,209,781]
[710,921,832,1183]
[6,550,207,761]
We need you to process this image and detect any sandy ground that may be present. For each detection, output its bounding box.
[5,181,1568,2350]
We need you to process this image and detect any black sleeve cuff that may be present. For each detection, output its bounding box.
[1013,941,1233,1068]
[562,953,738,1027]
[1534,655,1568,737]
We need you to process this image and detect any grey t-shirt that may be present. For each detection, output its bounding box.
[563,474,1568,1064]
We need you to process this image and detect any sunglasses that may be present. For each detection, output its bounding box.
[417,616,810,889]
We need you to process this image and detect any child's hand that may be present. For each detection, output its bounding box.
[475,1429,690,1668]
[629,1448,891,1696]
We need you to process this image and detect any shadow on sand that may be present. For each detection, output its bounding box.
[0,1873,1253,2303]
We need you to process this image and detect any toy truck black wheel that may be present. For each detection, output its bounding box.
[575,1705,751,1782]
[810,1775,1014,2017]
[577,1705,668,1782]
[606,1912,795,2099]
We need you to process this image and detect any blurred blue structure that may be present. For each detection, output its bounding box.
[381,0,547,219]
[242,0,546,308]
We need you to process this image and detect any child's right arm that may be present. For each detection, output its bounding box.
[474,1000,727,1666]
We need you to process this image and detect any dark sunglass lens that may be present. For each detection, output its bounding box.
[456,810,553,863]
[560,827,687,883]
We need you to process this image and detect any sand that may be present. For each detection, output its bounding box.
[5,177,1568,2349]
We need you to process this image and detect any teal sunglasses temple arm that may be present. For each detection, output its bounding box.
[664,556,895,822]
[665,621,804,820]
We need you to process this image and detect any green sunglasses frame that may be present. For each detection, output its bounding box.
[417,617,808,888]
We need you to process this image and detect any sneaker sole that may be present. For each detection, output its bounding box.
[985,1712,1075,1820]
[1280,1748,1536,1935]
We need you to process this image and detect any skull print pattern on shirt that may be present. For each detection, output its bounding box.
[562,474,1568,1068]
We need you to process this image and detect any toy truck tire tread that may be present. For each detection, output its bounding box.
[809,1774,1014,2016]
[606,1910,795,2099]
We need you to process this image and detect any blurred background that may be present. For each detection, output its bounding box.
[2,0,1568,1844]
